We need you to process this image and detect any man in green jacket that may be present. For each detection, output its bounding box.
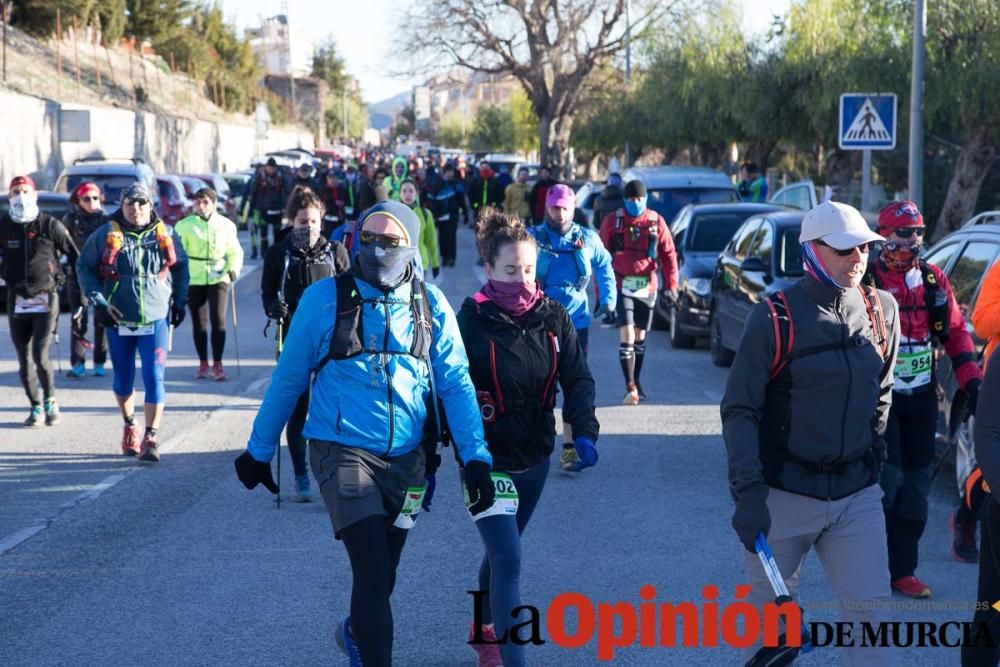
[175,188,244,380]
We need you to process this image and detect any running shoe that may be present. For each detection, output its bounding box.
[336,617,363,667]
[195,361,210,379]
[635,382,647,401]
[891,575,931,598]
[92,364,106,377]
[623,383,640,406]
[24,406,43,427]
[212,362,227,381]
[951,510,979,564]
[468,622,504,667]
[121,424,140,456]
[44,399,60,426]
[138,432,160,462]
[292,474,311,502]
[66,364,87,379]
[560,446,580,472]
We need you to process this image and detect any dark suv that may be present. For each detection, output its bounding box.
[53,158,158,216]
[657,202,785,347]
[709,211,806,366]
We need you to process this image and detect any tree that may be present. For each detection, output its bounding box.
[436,110,467,148]
[311,36,367,140]
[125,0,192,45]
[312,37,349,92]
[402,0,689,176]
[509,88,539,155]
[471,104,515,151]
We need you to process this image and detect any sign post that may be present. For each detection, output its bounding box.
[839,93,897,212]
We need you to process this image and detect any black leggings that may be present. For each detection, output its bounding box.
[340,516,409,667]
[7,290,59,406]
[70,299,108,367]
[437,216,457,263]
[187,282,230,363]
[285,390,310,477]
[963,497,1000,666]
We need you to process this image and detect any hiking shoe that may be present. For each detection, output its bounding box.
[138,432,160,462]
[44,400,60,426]
[951,510,979,564]
[66,364,87,379]
[335,617,362,667]
[24,406,44,427]
[212,362,227,381]
[121,424,140,456]
[560,446,580,472]
[468,622,504,667]
[623,383,640,406]
[195,361,210,379]
[891,575,931,598]
[291,474,311,502]
[92,364,106,377]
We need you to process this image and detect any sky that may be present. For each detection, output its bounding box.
[220,0,792,105]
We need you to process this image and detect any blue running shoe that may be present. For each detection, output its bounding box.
[292,474,311,502]
[92,364,106,377]
[66,364,87,379]
[336,617,362,667]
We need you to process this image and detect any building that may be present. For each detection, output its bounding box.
[417,70,521,142]
[263,75,328,144]
[245,15,314,78]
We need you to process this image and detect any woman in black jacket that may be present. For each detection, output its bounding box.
[456,207,599,667]
[260,186,350,501]
[63,182,109,378]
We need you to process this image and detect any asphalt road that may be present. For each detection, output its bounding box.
[0,225,982,666]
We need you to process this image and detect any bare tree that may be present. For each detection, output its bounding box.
[402,0,686,176]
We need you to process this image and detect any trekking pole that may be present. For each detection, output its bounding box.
[168,324,174,352]
[229,283,241,377]
[273,253,290,510]
[930,390,970,484]
[53,316,63,375]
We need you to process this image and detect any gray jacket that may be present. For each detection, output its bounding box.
[721,277,899,501]
[975,351,1000,493]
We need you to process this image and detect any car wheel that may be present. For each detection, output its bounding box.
[710,310,734,367]
[651,300,669,330]
[670,310,697,349]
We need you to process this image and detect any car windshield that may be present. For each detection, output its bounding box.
[780,228,804,276]
[647,188,739,223]
[687,213,753,252]
[64,174,140,203]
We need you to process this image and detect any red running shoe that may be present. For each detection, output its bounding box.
[212,362,227,381]
[194,361,210,379]
[121,424,139,456]
[891,575,931,598]
[468,622,504,667]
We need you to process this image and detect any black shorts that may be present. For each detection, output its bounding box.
[615,290,656,329]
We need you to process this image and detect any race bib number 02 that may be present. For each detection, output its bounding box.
[893,347,933,390]
[392,484,428,530]
[14,292,50,314]
[621,275,650,298]
[464,472,519,522]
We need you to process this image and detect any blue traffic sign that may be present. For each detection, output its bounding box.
[839,93,897,150]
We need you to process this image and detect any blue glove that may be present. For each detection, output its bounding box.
[573,436,598,470]
[422,474,436,511]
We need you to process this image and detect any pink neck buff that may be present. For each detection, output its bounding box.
[478,279,541,316]
[801,240,842,289]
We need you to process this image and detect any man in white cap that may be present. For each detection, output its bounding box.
[721,201,900,665]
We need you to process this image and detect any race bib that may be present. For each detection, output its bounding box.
[265,209,282,216]
[323,214,340,223]
[344,206,355,216]
[14,292,50,314]
[464,472,519,521]
[893,345,933,390]
[118,323,155,336]
[392,484,427,530]
[621,275,650,298]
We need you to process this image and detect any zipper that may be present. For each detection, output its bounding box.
[834,294,851,499]
[541,332,559,408]
[382,299,394,455]
[131,230,146,325]
[489,338,506,415]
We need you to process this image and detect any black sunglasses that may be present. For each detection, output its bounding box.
[358,230,403,248]
[816,239,871,256]
[124,198,150,206]
[80,196,101,203]
[892,227,925,239]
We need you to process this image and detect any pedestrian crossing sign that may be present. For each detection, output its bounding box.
[839,93,897,150]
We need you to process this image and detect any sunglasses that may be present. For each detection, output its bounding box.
[892,227,925,239]
[80,196,101,203]
[124,198,150,206]
[882,241,921,254]
[816,239,871,256]
[358,230,403,248]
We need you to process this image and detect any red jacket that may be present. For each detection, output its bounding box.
[599,208,678,293]
[872,259,981,390]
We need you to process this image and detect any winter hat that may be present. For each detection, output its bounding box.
[545,183,575,209]
[9,175,35,191]
[624,179,647,199]
[877,200,924,236]
[120,182,151,204]
[359,200,420,247]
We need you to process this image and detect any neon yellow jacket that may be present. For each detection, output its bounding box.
[415,206,439,271]
[175,212,244,286]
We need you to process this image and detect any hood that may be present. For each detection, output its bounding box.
[601,184,624,199]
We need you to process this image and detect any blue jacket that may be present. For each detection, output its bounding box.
[247,274,492,467]
[76,211,190,325]
[530,223,616,330]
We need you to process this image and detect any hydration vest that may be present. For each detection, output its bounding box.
[864,259,950,345]
[99,219,176,282]
[611,209,659,259]
[535,225,590,289]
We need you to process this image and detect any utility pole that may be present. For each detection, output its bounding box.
[908,0,926,209]
[281,3,296,121]
[342,87,347,140]
[624,0,632,169]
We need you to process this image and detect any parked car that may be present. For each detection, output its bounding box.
[184,174,237,221]
[622,166,740,225]
[0,192,74,311]
[708,210,806,366]
[53,157,158,216]
[573,181,601,229]
[655,203,786,346]
[769,179,820,211]
[156,175,193,226]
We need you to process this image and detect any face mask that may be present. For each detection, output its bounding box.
[358,243,417,291]
[624,198,647,217]
[881,240,920,272]
[483,279,540,317]
[291,225,319,250]
[10,192,39,223]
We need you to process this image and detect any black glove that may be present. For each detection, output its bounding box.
[266,299,290,323]
[170,303,186,327]
[94,301,124,327]
[234,451,279,494]
[432,266,440,279]
[966,379,981,416]
[732,485,770,553]
[463,460,496,515]
[228,270,238,283]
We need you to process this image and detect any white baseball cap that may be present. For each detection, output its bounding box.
[798,201,883,250]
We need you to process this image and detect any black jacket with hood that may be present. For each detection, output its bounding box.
[457,293,599,471]
[0,211,78,299]
[261,227,350,320]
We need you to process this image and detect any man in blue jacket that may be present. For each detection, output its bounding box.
[234,200,496,667]
[530,183,616,471]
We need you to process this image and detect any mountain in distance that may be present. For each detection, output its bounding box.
[368,91,410,130]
